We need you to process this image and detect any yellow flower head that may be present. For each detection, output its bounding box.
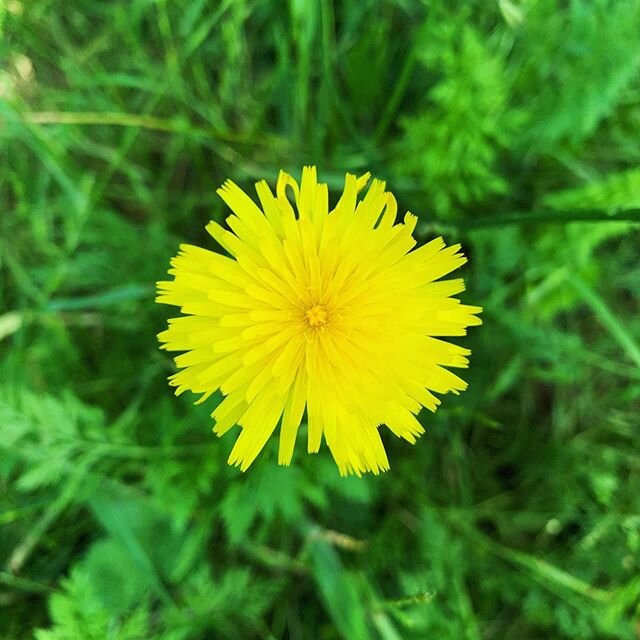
[157,167,482,476]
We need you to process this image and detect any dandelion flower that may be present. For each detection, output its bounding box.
[157,167,482,475]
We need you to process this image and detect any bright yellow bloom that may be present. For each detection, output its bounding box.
[157,167,482,475]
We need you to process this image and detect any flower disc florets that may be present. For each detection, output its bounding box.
[157,167,482,475]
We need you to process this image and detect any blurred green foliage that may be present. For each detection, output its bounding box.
[2,0,640,638]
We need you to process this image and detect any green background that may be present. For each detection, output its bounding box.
[2,1,640,638]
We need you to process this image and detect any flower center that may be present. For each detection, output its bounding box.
[305,304,328,329]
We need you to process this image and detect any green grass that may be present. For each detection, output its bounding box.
[2,0,640,638]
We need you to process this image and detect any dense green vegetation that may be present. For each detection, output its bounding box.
[2,1,640,638]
